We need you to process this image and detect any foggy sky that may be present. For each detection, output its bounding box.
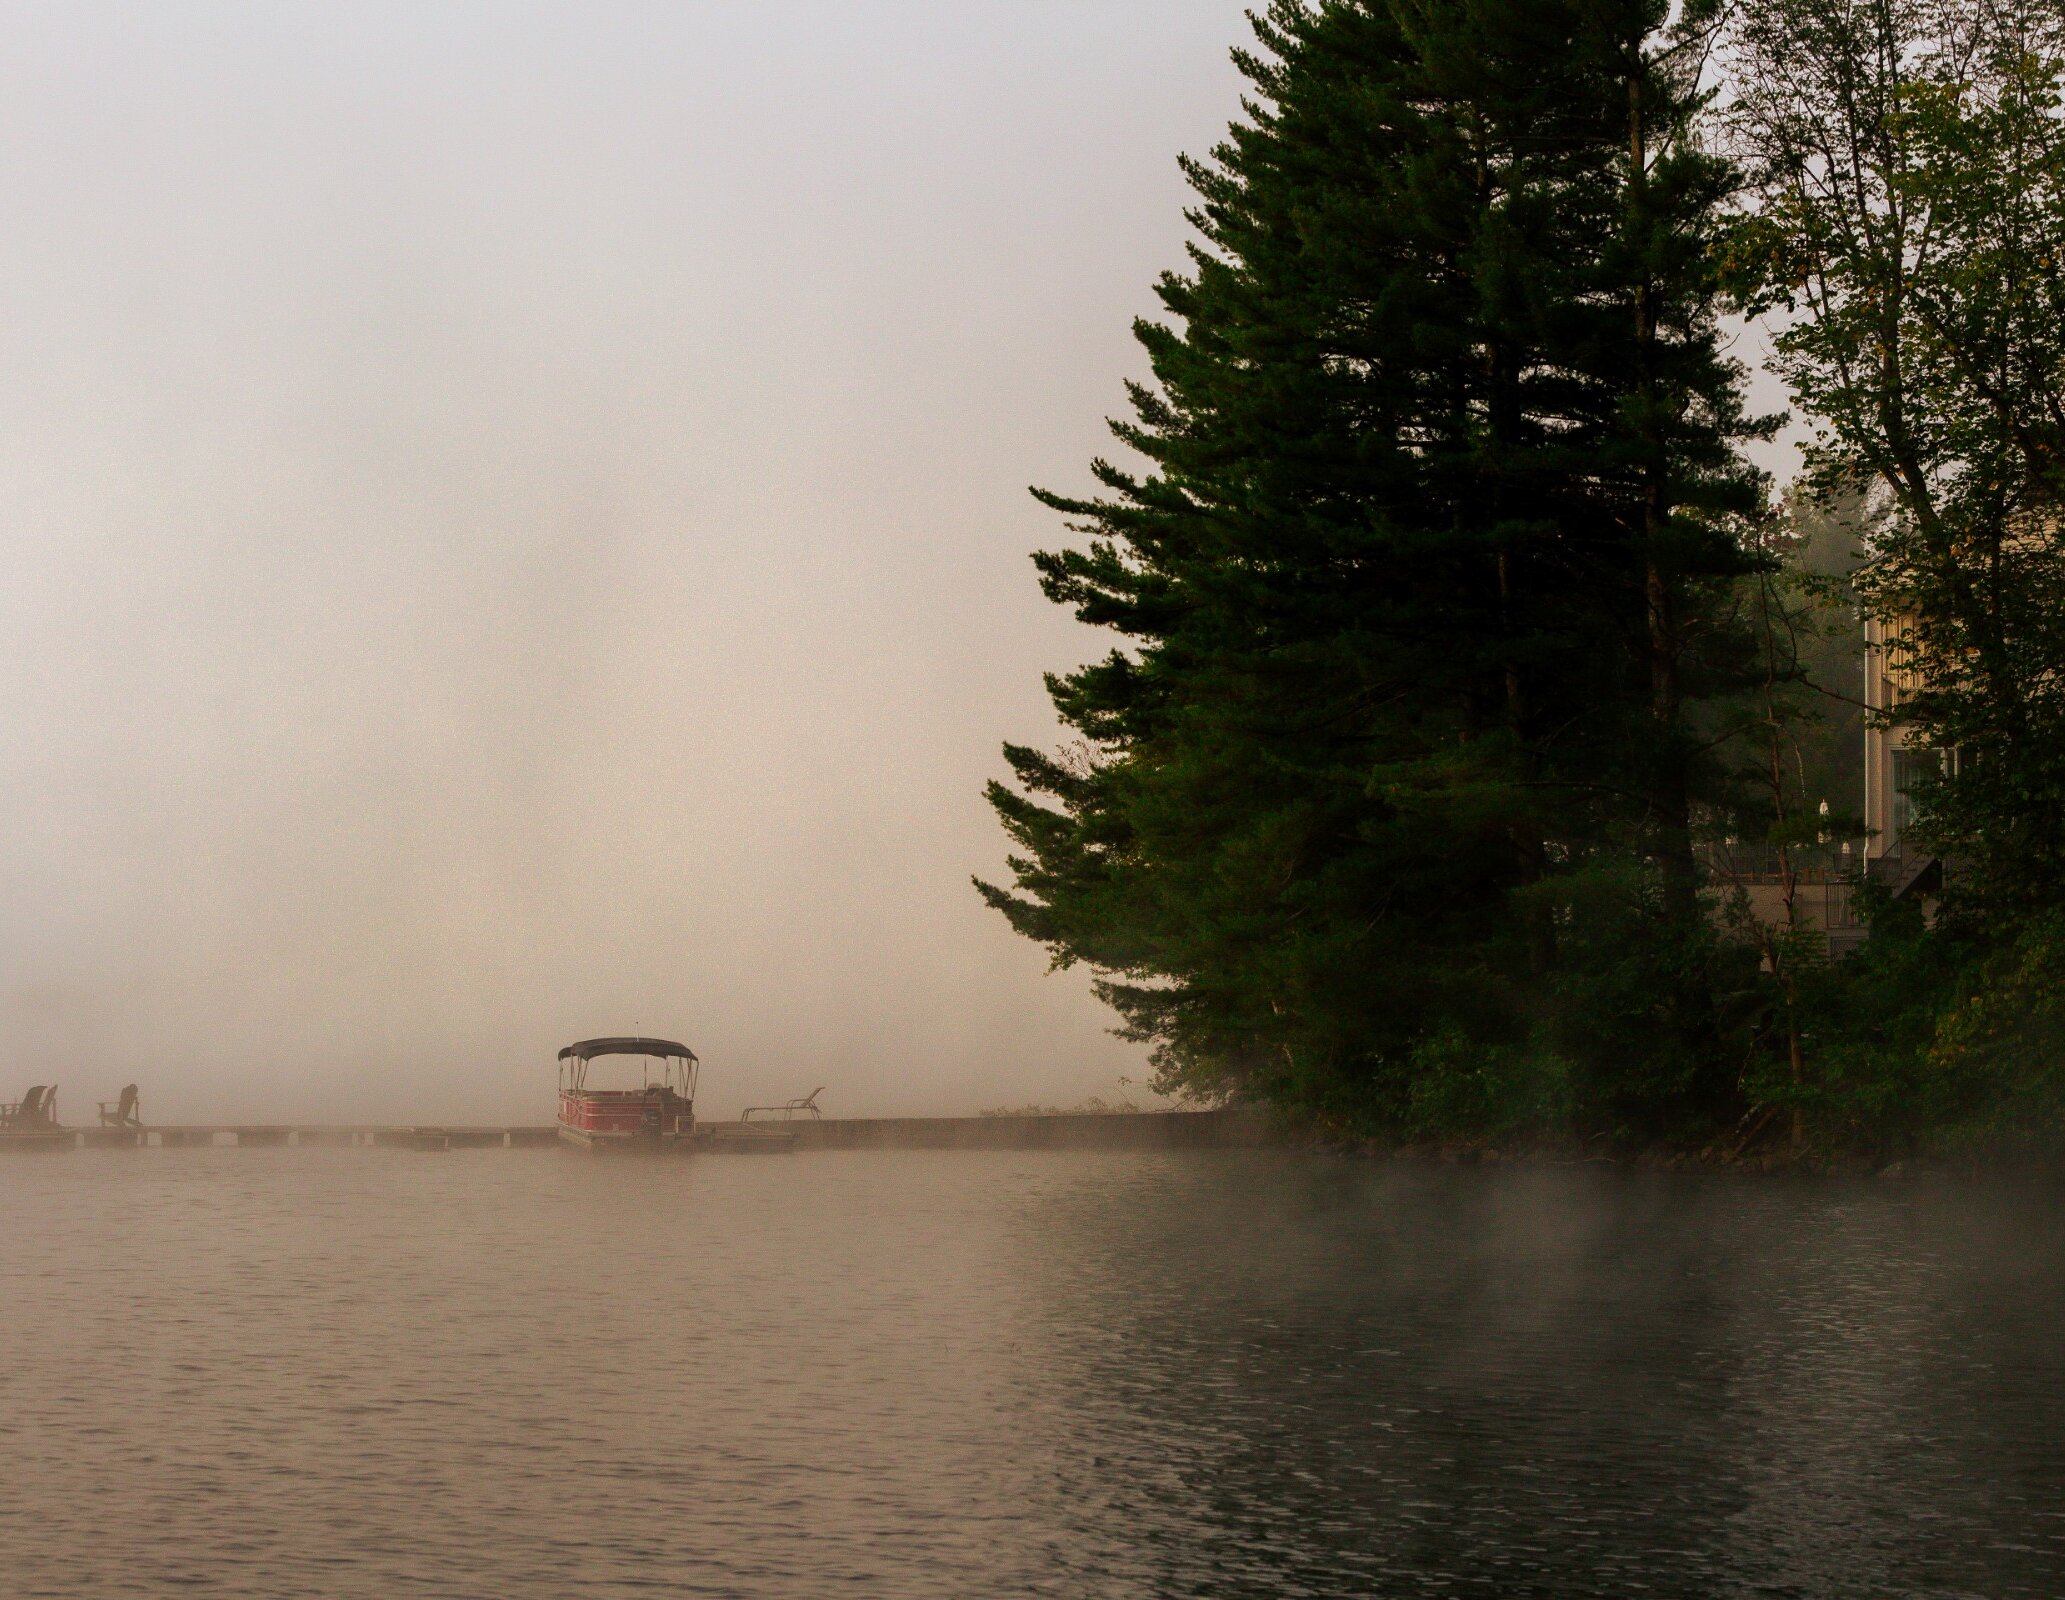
[0,2,1255,1121]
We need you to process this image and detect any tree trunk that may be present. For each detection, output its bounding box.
[1629,63,1701,930]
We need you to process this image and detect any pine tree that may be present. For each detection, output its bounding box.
[981,0,1766,1135]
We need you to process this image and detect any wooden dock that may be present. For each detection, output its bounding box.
[784,1108,1271,1150]
[0,1108,1273,1154]
[0,1125,562,1152]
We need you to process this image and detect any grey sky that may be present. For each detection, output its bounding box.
[0,2,1254,1121]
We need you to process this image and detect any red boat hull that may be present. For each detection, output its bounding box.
[556,1089,695,1152]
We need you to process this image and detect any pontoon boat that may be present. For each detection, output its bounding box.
[556,1037,698,1152]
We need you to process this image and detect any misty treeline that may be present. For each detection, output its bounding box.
[979,0,2065,1155]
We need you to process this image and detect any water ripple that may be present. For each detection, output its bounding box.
[1,1151,2061,1596]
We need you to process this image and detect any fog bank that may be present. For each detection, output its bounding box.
[0,2,1251,1120]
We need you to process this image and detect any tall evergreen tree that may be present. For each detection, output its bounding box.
[981,0,1765,1135]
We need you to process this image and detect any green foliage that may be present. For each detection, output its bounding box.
[1925,917,2065,1147]
[1757,886,1965,1150]
[1531,857,1760,1138]
[1726,0,2065,917]
[981,0,1768,1141]
[982,0,2065,1157]
[1398,1027,1572,1144]
[1769,489,1868,824]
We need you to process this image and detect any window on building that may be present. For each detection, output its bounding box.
[1890,747,1949,846]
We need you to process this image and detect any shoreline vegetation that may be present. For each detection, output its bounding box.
[1294,1135,2036,1180]
[980,0,2065,1164]
[1283,1124,2065,1179]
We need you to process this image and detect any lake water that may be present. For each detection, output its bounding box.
[2,1149,2062,1597]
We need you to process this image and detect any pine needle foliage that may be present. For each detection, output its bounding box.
[980,0,1769,1136]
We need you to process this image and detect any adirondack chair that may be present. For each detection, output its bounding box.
[99,1084,143,1130]
[3,1085,56,1130]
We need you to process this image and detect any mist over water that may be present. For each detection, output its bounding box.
[7,1152,2063,1598]
[0,2,1255,1123]
[10,10,2061,1600]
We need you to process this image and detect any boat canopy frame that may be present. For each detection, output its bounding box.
[557,1037,700,1098]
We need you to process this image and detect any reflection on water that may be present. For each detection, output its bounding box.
[2,1150,2061,1597]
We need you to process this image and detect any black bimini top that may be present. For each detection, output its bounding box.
[558,1037,698,1063]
